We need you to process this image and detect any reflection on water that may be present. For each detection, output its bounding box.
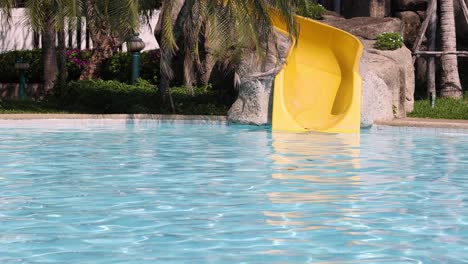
[1,123,468,264]
[261,132,363,262]
[261,130,468,263]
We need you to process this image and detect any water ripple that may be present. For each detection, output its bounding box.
[0,123,467,263]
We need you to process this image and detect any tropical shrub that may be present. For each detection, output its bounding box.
[54,79,231,115]
[375,32,404,51]
[299,1,326,20]
[56,79,159,113]
[170,85,233,115]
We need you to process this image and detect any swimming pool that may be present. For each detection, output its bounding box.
[0,120,467,263]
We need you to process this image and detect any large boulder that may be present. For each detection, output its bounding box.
[360,39,415,125]
[360,70,393,127]
[395,11,422,46]
[227,31,291,125]
[325,17,403,40]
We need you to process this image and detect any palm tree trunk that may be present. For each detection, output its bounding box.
[440,0,463,98]
[57,26,67,94]
[80,32,116,80]
[42,18,58,94]
[200,21,216,86]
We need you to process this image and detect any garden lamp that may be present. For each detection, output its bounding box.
[14,57,30,99]
[127,33,146,84]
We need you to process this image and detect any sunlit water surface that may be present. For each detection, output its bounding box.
[0,120,467,263]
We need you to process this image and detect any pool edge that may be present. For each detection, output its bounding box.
[0,114,228,122]
[375,118,468,130]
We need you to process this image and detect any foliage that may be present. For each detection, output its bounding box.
[409,93,468,120]
[170,85,233,115]
[298,1,326,20]
[55,79,159,114]
[374,32,404,51]
[154,0,311,92]
[101,49,161,84]
[52,79,231,115]
[0,50,43,83]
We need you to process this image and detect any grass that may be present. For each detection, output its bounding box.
[409,93,468,120]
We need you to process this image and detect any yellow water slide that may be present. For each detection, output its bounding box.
[271,14,363,133]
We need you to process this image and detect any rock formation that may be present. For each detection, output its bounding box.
[227,32,292,125]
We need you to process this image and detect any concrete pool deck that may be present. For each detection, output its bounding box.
[0,114,227,122]
[0,115,467,132]
[375,118,468,130]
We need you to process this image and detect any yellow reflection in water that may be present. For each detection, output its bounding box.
[263,131,363,239]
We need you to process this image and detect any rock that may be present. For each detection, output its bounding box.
[416,10,427,21]
[393,0,428,11]
[360,39,415,122]
[324,17,403,40]
[360,68,394,127]
[227,31,291,125]
[395,11,422,46]
[342,0,392,18]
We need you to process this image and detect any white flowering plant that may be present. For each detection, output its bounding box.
[375,32,404,51]
[299,1,326,20]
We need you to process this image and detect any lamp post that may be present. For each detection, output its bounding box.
[127,33,146,84]
[14,58,30,99]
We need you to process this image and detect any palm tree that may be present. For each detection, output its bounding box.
[2,0,142,82]
[1,0,73,93]
[153,0,307,99]
[440,0,463,98]
[78,0,140,79]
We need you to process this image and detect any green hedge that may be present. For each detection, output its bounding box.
[0,49,161,84]
[56,79,159,113]
[53,79,232,115]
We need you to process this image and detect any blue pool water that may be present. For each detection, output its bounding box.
[0,120,467,264]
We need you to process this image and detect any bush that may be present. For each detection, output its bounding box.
[56,79,159,114]
[375,32,404,51]
[0,49,43,83]
[54,79,232,115]
[299,1,326,20]
[170,85,232,115]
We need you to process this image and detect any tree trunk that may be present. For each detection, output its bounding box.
[440,0,463,98]
[427,0,437,106]
[57,27,67,93]
[154,0,187,113]
[42,19,58,94]
[80,32,116,80]
[200,21,216,86]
